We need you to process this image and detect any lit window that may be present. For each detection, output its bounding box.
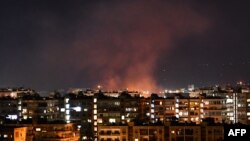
[65,98,69,103]
[175,104,179,108]
[23,115,28,120]
[22,109,27,114]
[66,115,70,120]
[97,119,103,123]
[65,104,70,109]
[36,128,41,131]
[109,118,116,123]
[94,115,97,120]
[60,108,65,112]
[6,115,17,120]
[226,99,233,103]
[94,109,97,114]
[126,108,132,112]
[66,110,70,115]
[73,106,81,112]
[151,109,154,113]
[94,98,97,103]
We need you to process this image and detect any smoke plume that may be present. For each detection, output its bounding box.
[40,1,210,92]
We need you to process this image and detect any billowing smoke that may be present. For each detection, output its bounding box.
[40,1,211,92]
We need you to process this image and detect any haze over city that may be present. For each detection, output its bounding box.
[0,1,250,92]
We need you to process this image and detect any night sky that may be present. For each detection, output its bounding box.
[0,1,250,92]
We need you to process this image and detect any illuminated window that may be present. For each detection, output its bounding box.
[175,104,179,108]
[66,110,70,115]
[22,109,27,114]
[126,108,132,112]
[94,98,97,103]
[66,115,70,120]
[200,103,204,107]
[73,106,81,112]
[97,118,103,123]
[226,99,233,103]
[65,98,69,103]
[109,118,116,123]
[65,104,70,109]
[23,115,28,120]
[7,115,17,120]
[36,128,41,131]
[94,115,97,120]
[94,109,97,114]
